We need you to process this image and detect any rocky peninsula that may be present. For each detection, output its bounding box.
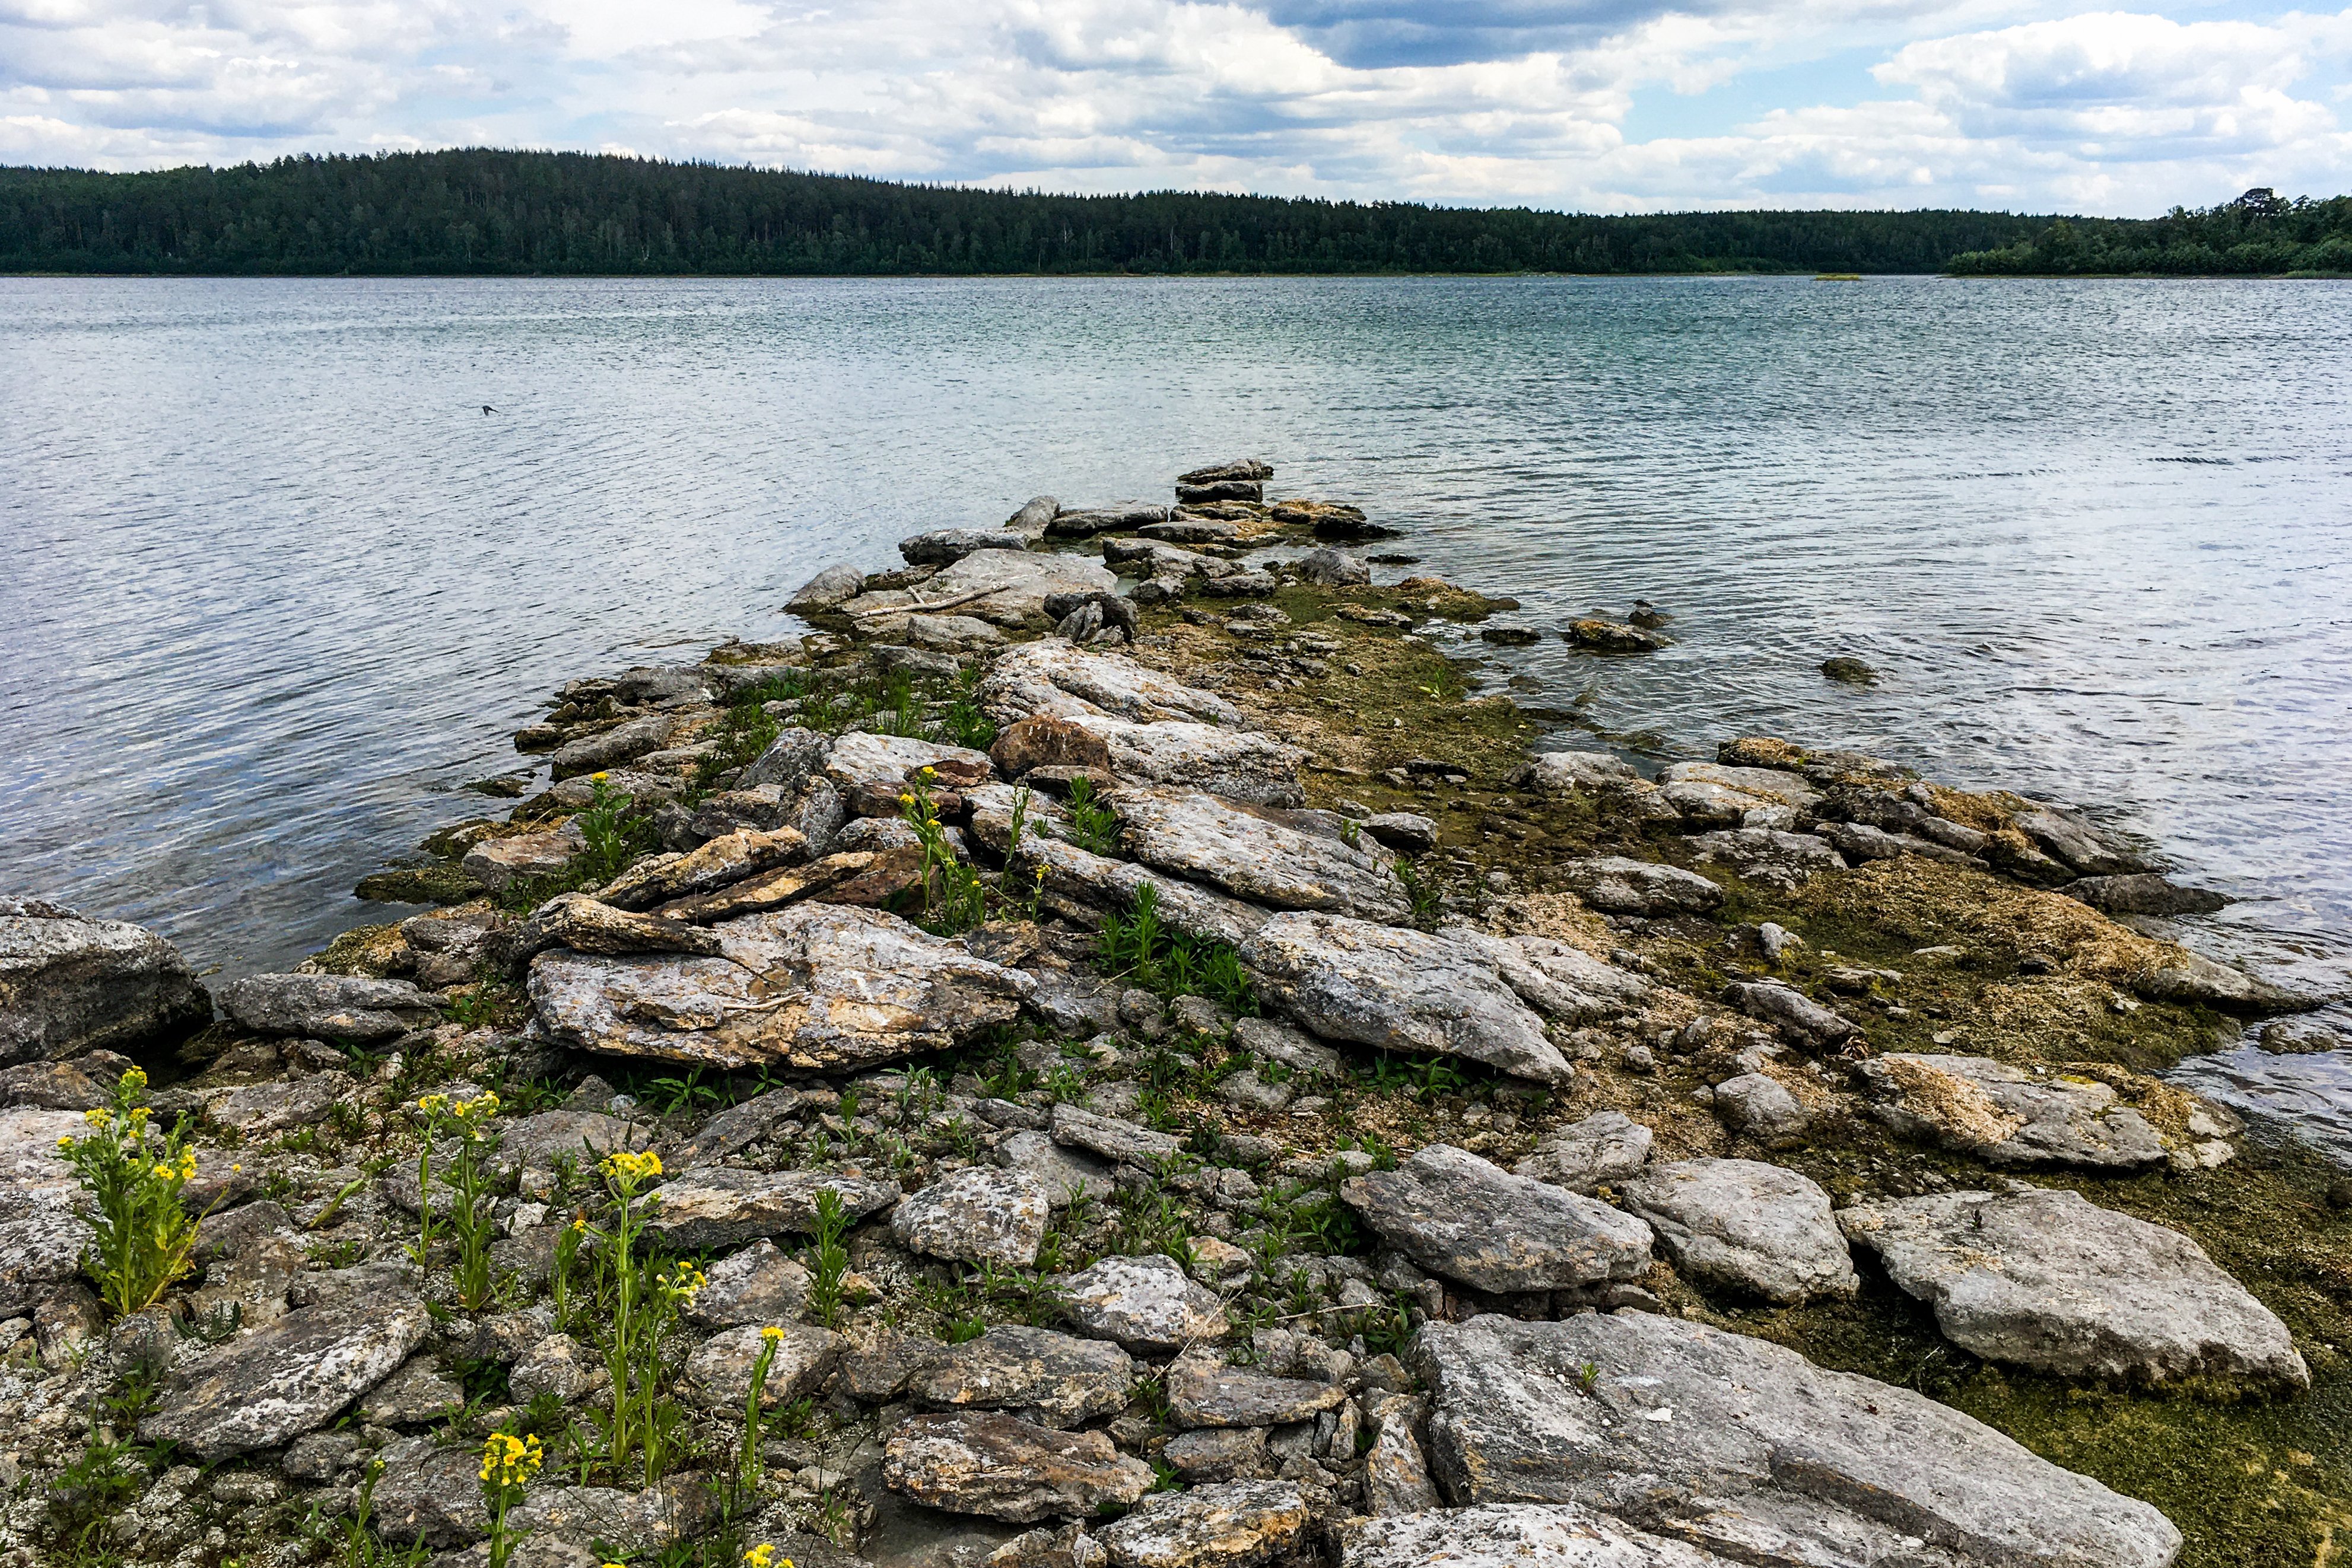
[4,457,2347,1568]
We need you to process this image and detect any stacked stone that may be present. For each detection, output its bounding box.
[1173,456,1272,506]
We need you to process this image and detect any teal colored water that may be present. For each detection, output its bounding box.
[2,276,2347,1126]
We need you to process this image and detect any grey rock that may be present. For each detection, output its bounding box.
[685,1238,813,1327]
[1005,495,1061,542]
[1655,762,1822,828]
[1363,1392,1439,1518]
[1546,857,1723,917]
[1239,914,1577,1084]
[883,1411,1154,1523]
[1180,458,1274,484]
[1229,1016,1345,1080]
[1437,927,1653,1022]
[202,1072,347,1134]
[1167,1350,1349,1429]
[673,1086,808,1168]
[1295,548,1370,586]
[142,1286,431,1461]
[1142,517,1242,545]
[917,548,1121,624]
[1051,1102,1184,1164]
[1815,820,1984,869]
[1516,752,1648,793]
[892,1165,1054,1268]
[1512,1111,1652,1192]
[901,528,1035,566]
[1858,1053,2167,1168]
[462,825,585,893]
[1164,1424,1272,1481]
[1414,1312,2182,1568]
[1071,715,1307,806]
[789,563,867,612]
[1839,1187,2307,1389]
[1341,1144,1652,1295]
[994,1128,1114,1207]
[1620,1159,1856,1305]
[822,730,996,792]
[2062,873,2227,917]
[216,973,436,1041]
[0,902,211,1063]
[2131,949,2304,1014]
[1340,1504,1751,1567]
[1050,501,1174,537]
[684,1322,841,1407]
[1052,1252,1228,1354]
[369,1435,488,1547]
[549,712,679,781]
[506,1483,720,1559]
[1686,829,1848,890]
[1105,536,1244,579]
[837,1325,951,1401]
[525,893,723,959]
[360,1355,465,1424]
[597,829,810,911]
[1097,1480,1310,1567]
[484,1108,651,1178]
[1709,1073,1809,1147]
[739,726,830,794]
[640,1166,899,1249]
[192,1198,293,1268]
[1013,837,1274,950]
[529,902,1032,1071]
[510,1333,609,1405]
[0,1058,104,1109]
[980,637,1245,729]
[1359,812,1437,855]
[1109,787,1407,921]
[283,1429,366,1484]
[2011,803,2147,877]
[911,1325,1135,1428]
[1720,979,1858,1047]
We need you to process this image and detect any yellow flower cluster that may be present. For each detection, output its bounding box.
[743,1545,792,1568]
[759,1325,785,1343]
[418,1090,501,1122]
[591,771,611,783]
[85,1106,114,1129]
[603,1149,663,1184]
[151,1150,199,1183]
[479,1431,544,1488]
[659,1262,707,1301]
[122,1066,149,1095]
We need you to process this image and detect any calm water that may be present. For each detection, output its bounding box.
[2,275,2348,1142]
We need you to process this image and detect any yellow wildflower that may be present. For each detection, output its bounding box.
[418,1093,450,1117]
[603,1149,663,1184]
[592,771,610,782]
[56,1134,74,1149]
[920,765,936,777]
[759,1325,784,1343]
[84,1107,113,1128]
[478,1431,543,1487]
[121,1066,148,1094]
[744,1546,775,1568]
[898,793,914,806]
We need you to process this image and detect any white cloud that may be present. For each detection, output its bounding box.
[1,0,2348,212]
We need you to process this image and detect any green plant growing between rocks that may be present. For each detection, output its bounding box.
[478,1431,542,1568]
[898,766,987,933]
[805,1188,850,1329]
[409,1089,502,1308]
[55,1066,205,1316]
[584,1150,703,1486]
[1062,774,1121,854]
[740,1325,784,1494]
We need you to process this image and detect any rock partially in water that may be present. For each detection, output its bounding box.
[1296,547,1369,586]
[1048,502,1174,538]
[892,1165,1053,1268]
[216,973,437,1041]
[788,563,867,611]
[1564,619,1668,654]
[1514,1111,1653,1192]
[1109,787,1407,921]
[1414,1312,2182,1568]
[1342,1144,1654,1295]
[911,1325,1135,1429]
[1,901,212,1063]
[528,903,1032,1070]
[882,1411,1154,1522]
[1839,1187,2307,1390]
[461,823,584,893]
[1544,857,1722,917]
[916,548,1120,624]
[2062,873,2229,917]
[900,528,1035,567]
[549,712,678,780]
[1239,914,1578,1083]
[1096,1479,1309,1567]
[1621,1159,1856,1304]
[1858,1052,2167,1168]
[1819,656,1877,685]
[2011,802,2149,877]
[2131,949,2303,1014]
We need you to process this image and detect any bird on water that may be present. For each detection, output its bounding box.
[481,405,495,415]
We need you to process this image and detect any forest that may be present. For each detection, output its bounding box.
[2,153,2343,276]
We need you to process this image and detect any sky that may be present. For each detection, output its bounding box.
[4,0,2350,214]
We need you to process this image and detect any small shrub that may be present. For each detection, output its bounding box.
[55,1067,205,1315]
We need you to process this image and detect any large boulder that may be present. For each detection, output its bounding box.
[1619,1159,1856,1305]
[142,1278,432,1461]
[0,1105,91,1316]
[1839,1188,2308,1390]
[1239,914,1578,1083]
[1413,1312,2181,1568]
[882,1411,1153,1522]
[1856,1054,2166,1168]
[528,903,1032,1071]
[1108,788,1407,921]
[1,901,211,1063]
[1342,1144,1653,1295]
[216,973,437,1041]
[910,1325,1135,1429]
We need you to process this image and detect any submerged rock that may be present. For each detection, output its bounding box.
[1857,1053,2167,1168]
[882,1411,1153,1522]
[1620,1159,1856,1304]
[1342,1144,1654,1295]
[528,903,1032,1070]
[1838,1187,2307,1389]
[1414,1312,2181,1568]
[1564,619,1668,653]
[1239,914,1578,1083]
[0,901,211,1063]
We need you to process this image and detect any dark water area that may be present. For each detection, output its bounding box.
[2,274,2347,1148]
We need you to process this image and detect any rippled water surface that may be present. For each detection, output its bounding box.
[4,278,2348,1071]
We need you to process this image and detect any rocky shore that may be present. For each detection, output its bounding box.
[4,458,2348,1568]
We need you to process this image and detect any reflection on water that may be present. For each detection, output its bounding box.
[2169,1009,2352,1169]
[2,279,2348,1128]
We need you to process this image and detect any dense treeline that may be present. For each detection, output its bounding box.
[1,150,2055,275]
[1946,189,2352,276]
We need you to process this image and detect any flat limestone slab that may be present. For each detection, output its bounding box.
[1109,787,1407,921]
[1342,1144,1653,1295]
[1838,1187,2308,1389]
[1413,1312,2181,1568]
[528,903,1032,1070]
[1620,1159,1857,1305]
[1857,1054,2166,1168]
[978,637,1244,728]
[1341,1504,1748,1568]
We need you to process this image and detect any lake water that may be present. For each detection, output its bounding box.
[3,275,2348,1152]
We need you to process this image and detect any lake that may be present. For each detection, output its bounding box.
[2,275,2347,1149]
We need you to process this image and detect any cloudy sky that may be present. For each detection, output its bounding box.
[4,0,2349,213]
